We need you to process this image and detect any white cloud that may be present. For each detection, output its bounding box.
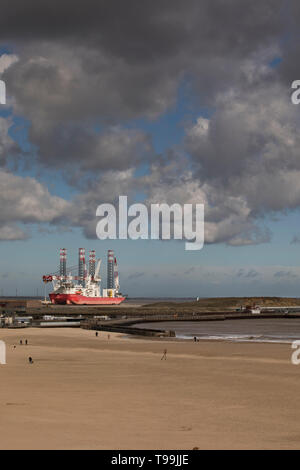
[0,54,18,75]
[0,224,28,240]
[0,170,71,239]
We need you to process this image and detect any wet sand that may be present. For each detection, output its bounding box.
[0,327,299,449]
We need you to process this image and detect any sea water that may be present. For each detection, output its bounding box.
[135,318,300,343]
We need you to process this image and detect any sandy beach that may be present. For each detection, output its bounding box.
[0,327,299,449]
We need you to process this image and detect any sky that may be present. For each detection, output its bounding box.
[1,1,300,297]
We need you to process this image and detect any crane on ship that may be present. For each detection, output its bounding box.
[42,248,125,305]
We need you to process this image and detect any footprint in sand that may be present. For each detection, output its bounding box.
[180,426,192,431]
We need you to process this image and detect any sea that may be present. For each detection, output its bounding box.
[135,318,300,344]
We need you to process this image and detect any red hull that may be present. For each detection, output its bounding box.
[49,293,125,305]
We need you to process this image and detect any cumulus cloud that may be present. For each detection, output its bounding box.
[182,71,300,243]
[2,1,284,171]
[0,54,18,75]
[0,0,300,246]
[0,224,28,241]
[0,170,71,239]
[0,170,71,223]
[130,156,271,246]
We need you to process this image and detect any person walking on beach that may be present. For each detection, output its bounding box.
[95,332,98,337]
[108,334,110,340]
[20,340,22,345]
[161,349,167,360]
[25,339,28,345]
[28,357,34,364]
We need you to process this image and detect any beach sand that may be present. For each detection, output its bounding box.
[0,327,299,449]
